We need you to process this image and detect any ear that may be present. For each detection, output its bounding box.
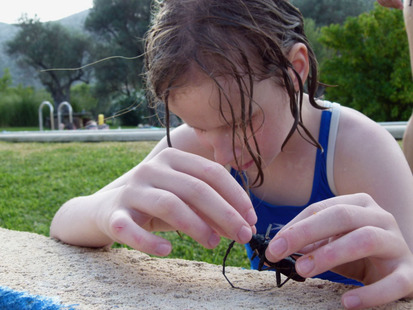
[287,43,309,92]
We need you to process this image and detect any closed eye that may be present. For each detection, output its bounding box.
[192,127,207,134]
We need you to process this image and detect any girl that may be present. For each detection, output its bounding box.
[51,0,413,309]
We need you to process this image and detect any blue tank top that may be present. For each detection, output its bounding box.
[231,108,362,286]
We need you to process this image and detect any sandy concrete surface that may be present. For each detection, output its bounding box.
[0,227,411,309]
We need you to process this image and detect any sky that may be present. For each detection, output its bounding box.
[0,0,94,24]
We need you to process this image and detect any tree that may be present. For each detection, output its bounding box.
[0,69,12,92]
[85,0,150,96]
[84,0,154,126]
[291,0,375,27]
[319,4,413,121]
[6,17,92,109]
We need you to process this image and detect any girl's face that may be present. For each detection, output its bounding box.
[168,71,295,175]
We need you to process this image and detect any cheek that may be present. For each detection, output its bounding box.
[252,122,285,163]
[193,130,213,150]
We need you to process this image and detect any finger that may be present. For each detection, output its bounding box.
[136,187,223,248]
[298,239,330,254]
[266,202,394,261]
[140,162,254,244]
[161,175,253,244]
[158,149,256,226]
[108,209,172,256]
[341,268,413,309]
[278,194,375,233]
[295,226,404,279]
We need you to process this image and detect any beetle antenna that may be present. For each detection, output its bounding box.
[222,240,238,289]
[222,240,275,292]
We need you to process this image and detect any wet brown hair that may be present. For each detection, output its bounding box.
[145,0,324,187]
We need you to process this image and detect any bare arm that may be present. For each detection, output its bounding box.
[50,124,256,255]
[403,0,413,172]
[403,116,413,171]
[266,108,413,309]
[334,107,413,249]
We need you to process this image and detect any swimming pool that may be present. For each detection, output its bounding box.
[0,128,167,143]
[0,123,406,143]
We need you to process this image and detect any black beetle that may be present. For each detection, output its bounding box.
[222,225,306,290]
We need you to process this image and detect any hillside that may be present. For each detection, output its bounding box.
[0,10,90,88]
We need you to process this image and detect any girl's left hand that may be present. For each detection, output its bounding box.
[265,193,413,310]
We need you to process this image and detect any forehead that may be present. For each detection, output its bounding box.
[168,73,246,129]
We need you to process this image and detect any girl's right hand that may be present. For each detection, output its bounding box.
[56,147,257,256]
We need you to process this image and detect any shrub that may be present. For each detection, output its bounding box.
[0,69,52,127]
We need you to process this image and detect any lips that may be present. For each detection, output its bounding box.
[233,159,254,171]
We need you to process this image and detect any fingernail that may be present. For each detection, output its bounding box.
[245,209,257,225]
[155,243,171,256]
[237,225,252,244]
[268,237,287,256]
[343,295,361,309]
[296,255,315,275]
[208,232,221,248]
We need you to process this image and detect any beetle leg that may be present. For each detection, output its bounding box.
[251,249,259,261]
[257,256,266,271]
[277,274,292,288]
[276,269,281,287]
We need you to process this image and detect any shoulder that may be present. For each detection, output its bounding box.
[334,106,411,197]
[338,106,392,145]
[337,106,397,153]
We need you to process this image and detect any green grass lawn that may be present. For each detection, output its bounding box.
[0,141,250,268]
[0,126,144,132]
[1,127,39,132]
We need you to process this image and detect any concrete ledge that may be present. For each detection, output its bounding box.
[0,228,411,309]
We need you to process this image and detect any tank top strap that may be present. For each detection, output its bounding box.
[323,101,341,195]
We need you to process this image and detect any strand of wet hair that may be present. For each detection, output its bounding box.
[39,54,144,73]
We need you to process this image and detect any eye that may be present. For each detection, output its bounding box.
[234,121,243,130]
[192,127,206,135]
[232,118,248,131]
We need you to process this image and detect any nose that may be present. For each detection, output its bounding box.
[205,129,241,166]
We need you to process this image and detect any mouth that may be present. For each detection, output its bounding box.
[234,159,254,171]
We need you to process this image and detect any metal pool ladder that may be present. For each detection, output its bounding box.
[57,101,73,130]
[38,101,55,131]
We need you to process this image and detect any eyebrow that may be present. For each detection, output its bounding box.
[187,110,258,133]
